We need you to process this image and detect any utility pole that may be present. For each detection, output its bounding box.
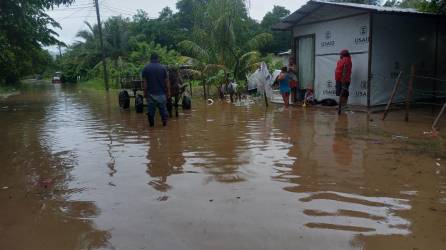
[94,0,109,91]
[57,43,62,59]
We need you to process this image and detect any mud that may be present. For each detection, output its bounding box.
[1,84,445,250]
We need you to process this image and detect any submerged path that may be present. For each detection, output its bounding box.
[0,84,445,250]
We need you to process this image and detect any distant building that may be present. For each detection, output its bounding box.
[277,50,291,66]
[273,0,446,106]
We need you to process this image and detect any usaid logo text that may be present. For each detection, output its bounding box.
[360,26,367,35]
[354,26,369,45]
[325,31,331,40]
[322,30,335,47]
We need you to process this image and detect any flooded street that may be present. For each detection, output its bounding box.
[1,84,446,250]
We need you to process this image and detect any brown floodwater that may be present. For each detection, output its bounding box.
[1,83,446,250]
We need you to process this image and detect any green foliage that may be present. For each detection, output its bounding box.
[3,0,295,91]
[384,0,445,14]
[333,0,382,5]
[61,24,183,85]
[263,54,285,73]
[0,0,75,84]
[177,0,274,89]
[260,6,292,54]
[79,78,119,91]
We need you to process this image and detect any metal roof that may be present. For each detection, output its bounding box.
[272,0,439,30]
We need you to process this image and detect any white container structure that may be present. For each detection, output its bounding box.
[273,0,446,107]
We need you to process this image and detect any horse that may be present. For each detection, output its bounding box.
[167,67,188,117]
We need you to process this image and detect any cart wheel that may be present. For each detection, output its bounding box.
[135,94,144,113]
[119,90,130,110]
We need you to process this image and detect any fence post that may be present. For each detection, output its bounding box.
[432,102,446,132]
[202,79,207,100]
[382,71,403,120]
[405,65,415,122]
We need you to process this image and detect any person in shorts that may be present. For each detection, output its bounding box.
[278,66,291,108]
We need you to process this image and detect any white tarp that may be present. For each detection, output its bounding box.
[293,13,370,105]
[247,62,274,98]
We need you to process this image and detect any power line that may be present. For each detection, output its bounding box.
[102,5,134,17]
[71,7,95,42]
[102,3,137,16]
[47,5,95,12]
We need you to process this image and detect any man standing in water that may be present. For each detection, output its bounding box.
[142,53,171,127]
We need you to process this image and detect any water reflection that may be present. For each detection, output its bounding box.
[275,111,412,237]
[0,86,110,249]
[147,123,186,192]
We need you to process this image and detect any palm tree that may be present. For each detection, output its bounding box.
[177,0,272,99]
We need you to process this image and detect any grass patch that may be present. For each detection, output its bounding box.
[0,85,20,98]
[78,78,120,91]
[406,137,445,157]
[349,126,445,157]
[0,85,17,93]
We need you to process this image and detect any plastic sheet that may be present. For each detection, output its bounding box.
[247,62,277,99]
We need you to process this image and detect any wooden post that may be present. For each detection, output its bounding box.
[202,79,207,100]
[382,71,403,120]
[264,91,269,107]
[405,65,415,122]
[94,0,109,91]
[432,102,446,131]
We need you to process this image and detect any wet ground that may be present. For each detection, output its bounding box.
[1,83,446,250]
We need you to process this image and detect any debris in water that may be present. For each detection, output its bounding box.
[2,186,8,190]
[436,170,440,175]
[207,99,214,105]
[157,196,168,201]
[38,178,53,189]
[423,130,438,137]
[436,162,441,167]
[392,135,408,140]
[209,199,213,202]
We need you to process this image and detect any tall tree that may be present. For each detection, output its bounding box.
[260,5,291,54]
[384,0,445,14]
[0,0,75,84]
[334,0,381,5]
[178,0,272,83]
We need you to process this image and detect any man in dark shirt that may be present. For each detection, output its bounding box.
[141,53,171,127]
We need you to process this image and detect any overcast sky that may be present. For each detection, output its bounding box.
[47,0,306,47]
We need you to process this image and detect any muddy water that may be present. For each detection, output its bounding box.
[1,84,445,250]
